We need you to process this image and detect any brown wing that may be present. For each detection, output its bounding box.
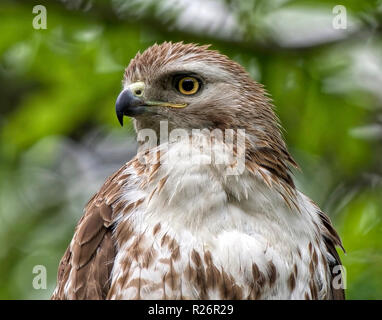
[52,164,129,300]
[317,210,346,300]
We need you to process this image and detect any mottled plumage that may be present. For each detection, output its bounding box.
[52,42,345,300]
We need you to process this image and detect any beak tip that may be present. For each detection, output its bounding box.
[117,112,124,127]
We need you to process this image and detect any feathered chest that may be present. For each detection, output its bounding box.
[106,142,333,300]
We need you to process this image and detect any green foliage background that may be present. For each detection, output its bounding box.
[0,0,381,299]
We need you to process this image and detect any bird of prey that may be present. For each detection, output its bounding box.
[52,42,345,300]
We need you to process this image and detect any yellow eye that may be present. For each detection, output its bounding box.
[177,77,200,95]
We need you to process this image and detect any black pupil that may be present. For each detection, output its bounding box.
[182,79,195,92]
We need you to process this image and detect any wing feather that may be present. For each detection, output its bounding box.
[51,164,128,300]
[317,210,345,300]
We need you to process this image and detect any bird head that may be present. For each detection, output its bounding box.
[116,42,297,185]
[117,42,275,135]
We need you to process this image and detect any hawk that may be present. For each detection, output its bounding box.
[52,42,345,300]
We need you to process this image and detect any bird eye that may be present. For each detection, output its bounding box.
[176,76,200,95]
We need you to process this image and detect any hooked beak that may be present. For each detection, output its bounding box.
[115,89,146,126]
[115,82,188,126]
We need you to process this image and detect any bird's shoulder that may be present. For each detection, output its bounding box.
[51,163,131,299]
[307,197,346,300]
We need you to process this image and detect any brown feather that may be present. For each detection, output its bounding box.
[316,207,345,300]
[51,164,129,300]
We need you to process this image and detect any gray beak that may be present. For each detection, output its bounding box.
[115,89,146,126]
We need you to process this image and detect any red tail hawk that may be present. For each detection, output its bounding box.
[52,42,345,300]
